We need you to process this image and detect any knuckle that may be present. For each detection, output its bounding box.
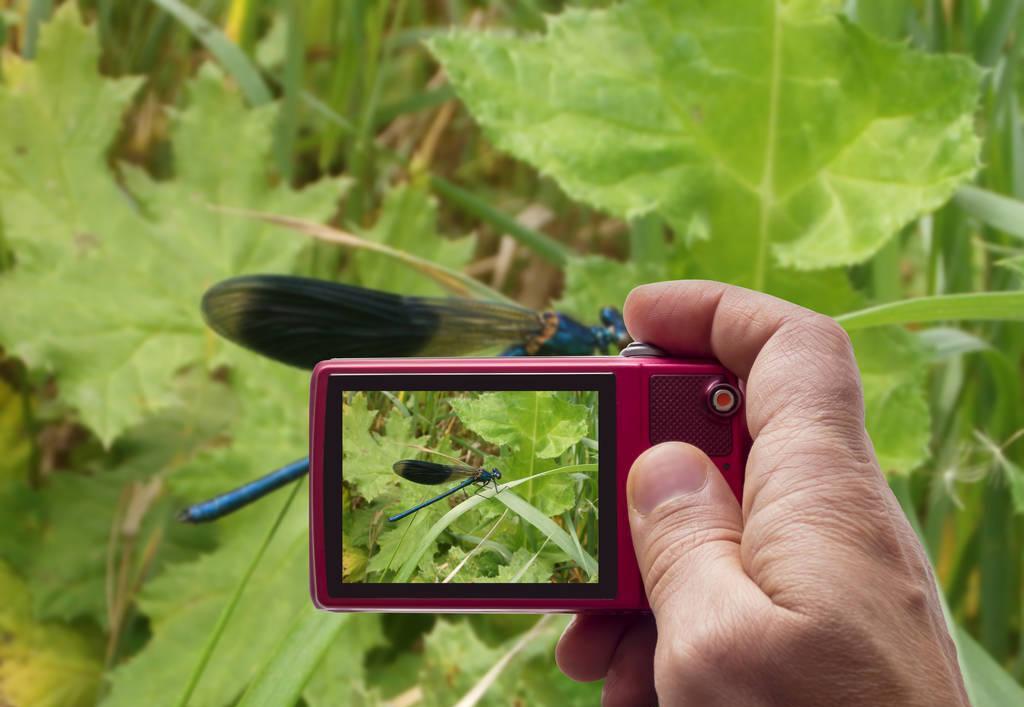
[639,507,741,609]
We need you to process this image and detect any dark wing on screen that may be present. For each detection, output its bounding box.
[392,460,480,485]
[201,274,545,368]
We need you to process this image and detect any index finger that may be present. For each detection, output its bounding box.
[624,280,865,441]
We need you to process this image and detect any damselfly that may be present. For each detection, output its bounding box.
[200,274,630,364]
[178,275,628,523]
[387,460,502,522]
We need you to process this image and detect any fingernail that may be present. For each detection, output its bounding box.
[629,442,709,515]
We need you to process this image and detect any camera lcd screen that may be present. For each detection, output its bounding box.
[321,373,617,599]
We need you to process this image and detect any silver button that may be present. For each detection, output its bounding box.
[620,342,669,358]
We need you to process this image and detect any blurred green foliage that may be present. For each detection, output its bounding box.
[1,1,1024,705]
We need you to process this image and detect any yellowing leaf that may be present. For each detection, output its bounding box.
[0,8,346,445]
[0,561,102,707]
[0,376,30,488]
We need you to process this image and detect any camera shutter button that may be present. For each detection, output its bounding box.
[620,341,669,357]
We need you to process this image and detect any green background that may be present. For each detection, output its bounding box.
[1,1,1024,705]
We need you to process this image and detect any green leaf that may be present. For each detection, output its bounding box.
[451,392,588,462]
[353,183,476,297]
[480,547,555,584]
[554,255,665,321]
[417,620,504,707]
[367,520,438,579]
[303,615,386,707]
[341,394,423,502]
[851,328,930,474]
[237,609,350,707]
[25,377,231,626]
[104,359,312,707]
[431,0,981,290]
[0,3,143,271]
[0,561,103,707]
[0,8,345,445]
[103,497,308,707]
[452,391,590,516]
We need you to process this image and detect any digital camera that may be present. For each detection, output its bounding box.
[309,343,749,612]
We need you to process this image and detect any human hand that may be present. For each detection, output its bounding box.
[556,281,968,706]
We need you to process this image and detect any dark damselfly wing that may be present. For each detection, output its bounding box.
[392,460,481,485]
[202,275,545,369]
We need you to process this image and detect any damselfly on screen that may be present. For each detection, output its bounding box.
[340,389,600,585]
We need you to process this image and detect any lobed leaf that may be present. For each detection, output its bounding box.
[0,7,345,445]
[432,0,982,290]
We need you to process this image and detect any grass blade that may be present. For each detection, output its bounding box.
[973,0,1023,67]
[274,0,305,180]
[237,609,350,707]
[492,490,598,577]
[147,0,272,106]
[953,185,1024,240]
[212,204,514,303]
[172,480,303,707]
[836,292,1024,330]
[21,0,53,59]
[430,175,571,266]
[890,476,1024,706]
[453,616,556,707]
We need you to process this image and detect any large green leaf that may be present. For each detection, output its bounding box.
[0,3,143,271]
[24,375,231,627]
[431,0,981,290]
[236,609,351,707]
[0,7,345,445]
[104,359,312,707]
[303,615,385,707]
[850,328,930,474]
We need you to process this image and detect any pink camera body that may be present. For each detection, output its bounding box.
[310,350,748,613]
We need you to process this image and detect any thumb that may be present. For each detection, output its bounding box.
[627,442,750,619]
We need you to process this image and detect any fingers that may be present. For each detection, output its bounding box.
[624,281,878,505]
[627,443,766,623]
[601,616,658,707]
[624,280,866,438]
[556,615,634,682]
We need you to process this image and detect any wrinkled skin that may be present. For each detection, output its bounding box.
[556,281,968,707]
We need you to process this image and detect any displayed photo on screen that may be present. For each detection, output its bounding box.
[340,389,599,585]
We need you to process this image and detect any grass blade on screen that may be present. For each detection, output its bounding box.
[395,464,597,582]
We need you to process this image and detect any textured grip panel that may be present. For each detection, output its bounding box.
[649,375,733,456]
